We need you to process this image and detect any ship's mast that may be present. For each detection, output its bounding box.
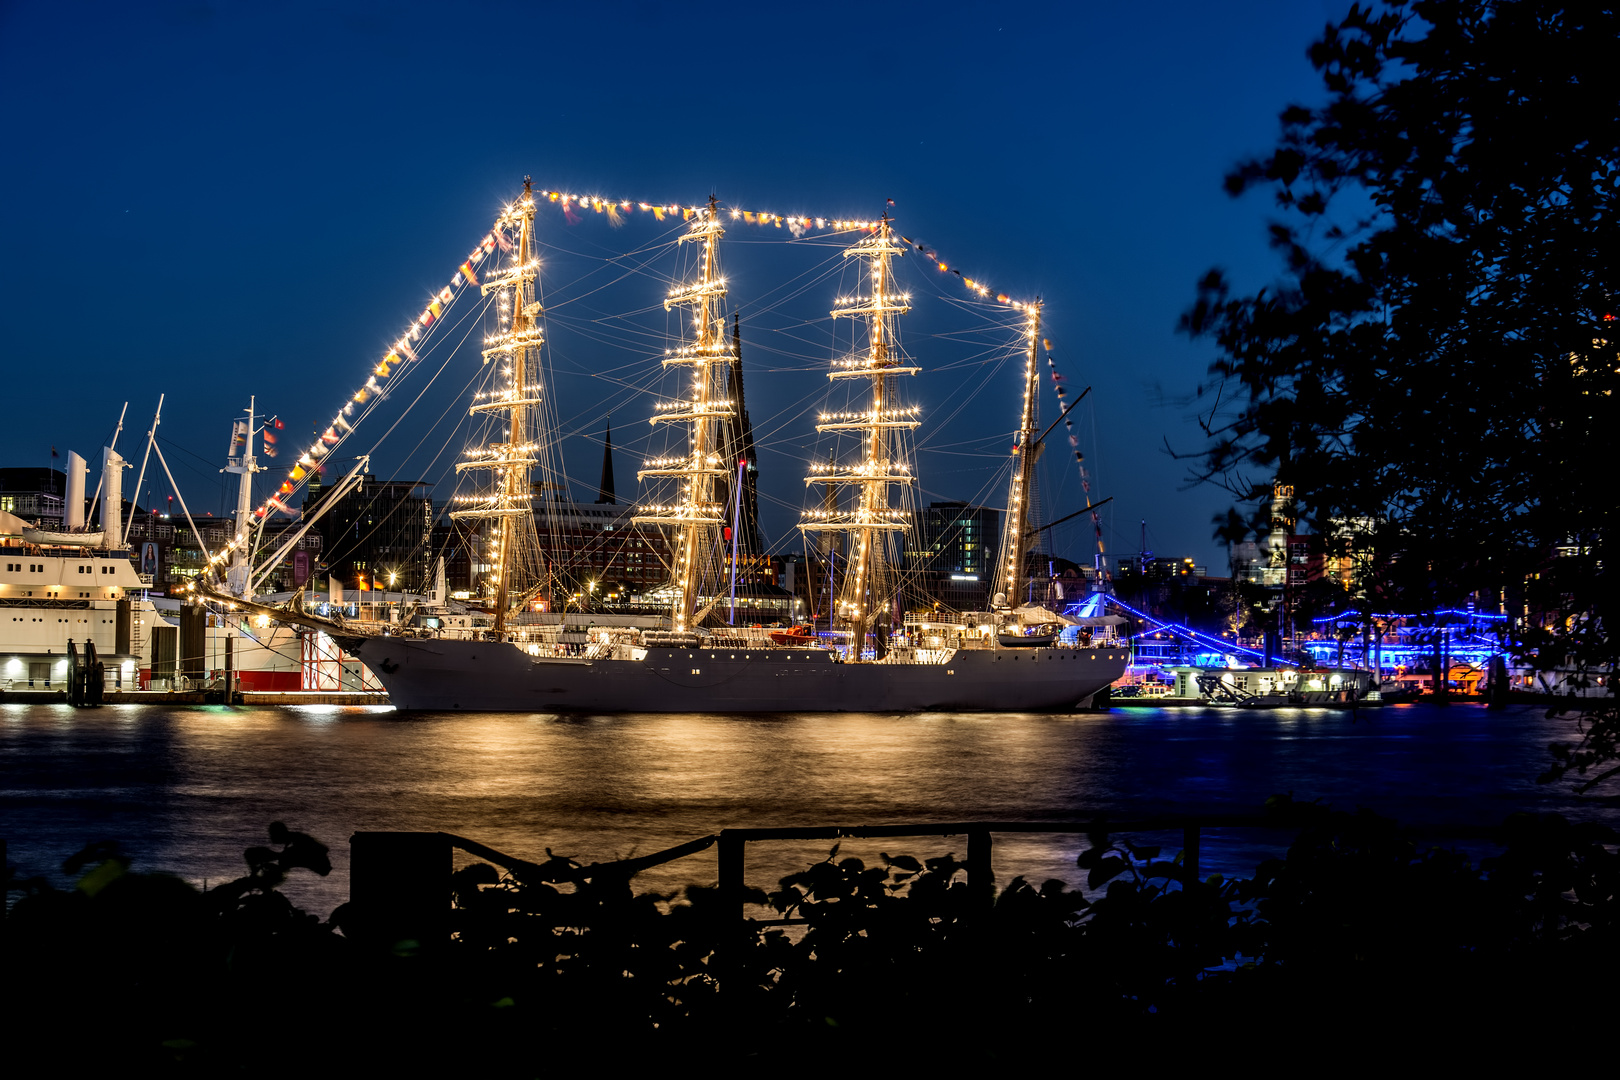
[994,301,1042,609]
[801,216,919,660]
[225,396,260,597]
[634,197,732,633]
[451,179,544,634]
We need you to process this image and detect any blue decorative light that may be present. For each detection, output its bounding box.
[1088,594,1295,667]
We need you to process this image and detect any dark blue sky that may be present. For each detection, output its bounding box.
[1,0,1347,568]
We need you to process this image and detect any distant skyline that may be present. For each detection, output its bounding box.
[1,0,1351,569]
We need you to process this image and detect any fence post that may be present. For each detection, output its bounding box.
[1182,821,1201,889]
[718,830,746,924]
[967,828,994,909]
[716,830,747,998]
[349,831,453,951]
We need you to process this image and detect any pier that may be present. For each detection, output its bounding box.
[0,687,390,706]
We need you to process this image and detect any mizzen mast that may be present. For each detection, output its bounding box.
[635,197,732,633]
[451,179,544,634]
[801,215,919,660]
[993,300,1042,608]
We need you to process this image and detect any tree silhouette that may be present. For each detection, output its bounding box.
[1181,0,1618,782]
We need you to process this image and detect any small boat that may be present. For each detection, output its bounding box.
[768,625,817,647]
[22,527,106,547]
[998,630,1059,648]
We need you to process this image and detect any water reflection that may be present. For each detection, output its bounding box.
[1,703,1606,916]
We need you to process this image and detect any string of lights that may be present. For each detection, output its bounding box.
[1103,595,1287,665]
[1040,337,1106,568]
[537,189,886,236]
[249,201,529,525]
[537,187,1046,317]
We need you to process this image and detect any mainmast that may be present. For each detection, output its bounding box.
[634,197,732,633]
[994,301,1042,608]
[451,179,544,634]
[800,215,919,660]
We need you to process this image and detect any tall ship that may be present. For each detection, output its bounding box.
[202,182,1128,711]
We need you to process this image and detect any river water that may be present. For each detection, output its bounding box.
[2,701,1609,916]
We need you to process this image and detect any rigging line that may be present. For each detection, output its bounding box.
[383,359,489,492]
[364,293,495,461]
[322,292,492,537]
[551,371,663,413]
[548,294,681,327]
[926,326,1029,345]
[921,432,1016,450]
[154,434,229,475]
[545,352,666,381]
[546,312,674,350]
[730,251,849,317]
[741,305,843,332]
[915,353,1016,450]
[549,343,669,397]
[742,329,850,365]
[534,228,685,279]
[541,250,684,313]
[740,381,841,448]
[317,308,496,574]
[532,229,686,299]
[574,300,675,322]
[538,216,688,262]
[727,237,857,248]
[280,280,491,516]
[551,382,665,445]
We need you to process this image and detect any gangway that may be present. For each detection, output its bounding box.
[1196,672,1265,705]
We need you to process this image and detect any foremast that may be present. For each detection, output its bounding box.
[451,180,545,634]
[993,301,1042,609]
[634,197,733,633]
[800,216,920,660]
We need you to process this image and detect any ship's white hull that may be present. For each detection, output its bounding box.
[342,636,1129,713]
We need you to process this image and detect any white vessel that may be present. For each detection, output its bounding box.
[0,445,155,691]
[0,401,387,697]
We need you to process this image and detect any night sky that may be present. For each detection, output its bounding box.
[1,1,1348,570]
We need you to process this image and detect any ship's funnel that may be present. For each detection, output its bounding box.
[65,451,87,531]
[100,447,127,550]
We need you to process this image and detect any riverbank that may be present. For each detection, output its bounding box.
[7,799,1615,1070]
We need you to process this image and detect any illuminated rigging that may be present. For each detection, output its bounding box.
[799,215,918,659]
[633,197,733,633]
[449,178,550,632]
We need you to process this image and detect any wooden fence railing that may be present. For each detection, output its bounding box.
[348,815,1505,948]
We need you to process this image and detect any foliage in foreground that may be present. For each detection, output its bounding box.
[5,803,1618,1070]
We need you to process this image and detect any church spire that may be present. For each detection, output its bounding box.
[595,419,616,504]
[728,314,762,555]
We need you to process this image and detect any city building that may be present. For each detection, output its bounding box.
[910,501,1000,610]
[545,500,671,609]
[0,467,65,530]
[125,507,322,594]
[310,476,432,592]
